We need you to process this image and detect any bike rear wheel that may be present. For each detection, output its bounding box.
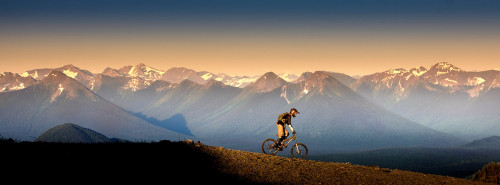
[262,138,279,155]
[290,143,308,159]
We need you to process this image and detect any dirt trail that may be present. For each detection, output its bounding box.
[199,144,493,185]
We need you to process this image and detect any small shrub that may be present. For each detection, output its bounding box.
[472,161,500,184]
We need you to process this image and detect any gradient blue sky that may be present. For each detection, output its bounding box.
[1,0,499,76]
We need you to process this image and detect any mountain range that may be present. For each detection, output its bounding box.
[351,62,500,140]
[1,62,499,153]
[0,71,190,141]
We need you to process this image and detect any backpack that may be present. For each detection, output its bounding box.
[277,112,290,124]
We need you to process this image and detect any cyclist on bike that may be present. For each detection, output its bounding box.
[276,108,299,150]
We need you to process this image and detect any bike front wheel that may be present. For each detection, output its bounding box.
[261,138,279,155]
[290,143,308,159]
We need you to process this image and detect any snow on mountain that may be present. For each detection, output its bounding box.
[4,62,499,95]
[350,62,500,140]
[198,72,231,83]
[7,64,267,91]
[21,68,53,81]
[277,71,358,105]
[199,72,214,80]
[118,63,165,81]
[123,76,151,92]
[278,73,299,82]
[352,62,500,101]
[42,71,97,103]
[0,71,191,141]
[468,77,485,86]
[223,75,260,88]
[17,64,95,86]
[55,64,95,85]
[101,67,124,77]
[0,72,36,92]
[195,71,260,88]
[351,67,425,103]
[93,64,162,92]
[410,66,427,77]
[428,62,462,75]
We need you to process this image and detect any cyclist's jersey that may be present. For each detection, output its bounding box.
[276,112,291,125]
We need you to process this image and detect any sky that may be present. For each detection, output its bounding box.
[1,0,500,76]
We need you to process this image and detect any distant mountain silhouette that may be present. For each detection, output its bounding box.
[35,123,117,143]
[461,136,500,149]
[0,71,191,141]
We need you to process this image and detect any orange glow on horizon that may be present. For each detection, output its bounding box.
[1,32,499,76]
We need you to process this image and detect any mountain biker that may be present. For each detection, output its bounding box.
[276,108,299,150]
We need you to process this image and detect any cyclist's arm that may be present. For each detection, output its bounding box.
[288,124,295,133]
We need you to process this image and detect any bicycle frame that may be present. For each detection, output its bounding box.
[281,134,297,148]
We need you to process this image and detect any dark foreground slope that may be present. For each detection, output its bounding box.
[0,139,491,185]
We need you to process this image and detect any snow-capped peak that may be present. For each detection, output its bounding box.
[410,66,427,76]
[19,72,30,78]
[432,62,462,72]
[142,64,165,76]
[200,72,214,80]
[468,77,486,86]
[222,75,259,88]
[121,63,165,81]
[63,69,78,78]
[387,68,407,75]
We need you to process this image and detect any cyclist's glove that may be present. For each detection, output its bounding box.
[293,131,296,134]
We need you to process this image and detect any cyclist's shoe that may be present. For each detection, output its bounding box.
[275,142,283,151]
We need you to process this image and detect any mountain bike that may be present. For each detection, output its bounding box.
[261,133,308,159]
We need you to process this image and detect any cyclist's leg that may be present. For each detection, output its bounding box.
[277,124,285,146]
[277,124,284,138]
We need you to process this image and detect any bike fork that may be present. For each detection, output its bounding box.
[293,139,300,153]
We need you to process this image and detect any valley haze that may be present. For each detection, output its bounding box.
[1,62,499,155]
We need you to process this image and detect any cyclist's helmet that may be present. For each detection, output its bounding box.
[290,108,300,117]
